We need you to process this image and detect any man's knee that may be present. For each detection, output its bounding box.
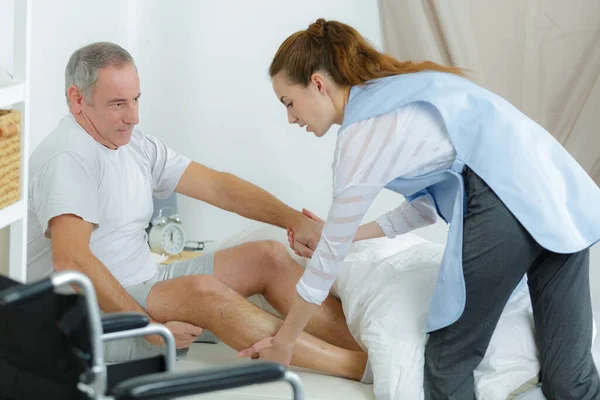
[186,274,229,299]
[256,240,291,269]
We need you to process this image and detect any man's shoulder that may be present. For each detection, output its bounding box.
[30,114,98,177]
[128,126,162,149]
[126,126,169,161]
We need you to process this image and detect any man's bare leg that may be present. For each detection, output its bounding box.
[212,240,363,351]
[146,273,367,381]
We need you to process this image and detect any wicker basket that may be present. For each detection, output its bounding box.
[0,109,21,210]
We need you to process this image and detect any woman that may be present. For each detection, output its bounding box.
[239,18,600,399]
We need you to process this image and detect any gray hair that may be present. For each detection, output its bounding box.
[65,42,137,108]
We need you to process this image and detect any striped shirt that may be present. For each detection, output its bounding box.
[297,102,457,305]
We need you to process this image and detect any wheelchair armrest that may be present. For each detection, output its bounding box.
[0,278,53,305]
[111,362,298,400]
[102,323,177,372]
[102,313,150,334]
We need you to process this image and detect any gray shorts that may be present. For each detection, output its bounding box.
[104,252,219,363]
[126,252,215,309]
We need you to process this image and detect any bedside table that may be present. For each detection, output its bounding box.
[160,250,204,265]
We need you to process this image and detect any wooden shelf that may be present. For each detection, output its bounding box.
[0,201,23,231]
[0,81,25,109]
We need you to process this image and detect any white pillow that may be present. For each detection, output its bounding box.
[333,239,441,399]
[334,234,542,400]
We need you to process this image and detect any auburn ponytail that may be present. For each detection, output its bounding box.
[270,18,465,86]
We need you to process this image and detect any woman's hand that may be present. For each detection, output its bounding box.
[301,208,325,224]
[240,294,317,367]
[237,336,294,367]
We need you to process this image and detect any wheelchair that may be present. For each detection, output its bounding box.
[0,271,304,399]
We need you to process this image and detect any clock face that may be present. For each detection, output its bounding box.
[161,224,185,255]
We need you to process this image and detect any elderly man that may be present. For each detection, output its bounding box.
[26,42,368,381]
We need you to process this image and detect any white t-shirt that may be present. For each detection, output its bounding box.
[298,103,457,304]
[27,114,191,286]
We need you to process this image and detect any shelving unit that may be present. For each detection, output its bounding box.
[1,0,31,282]
[0,201,23,231]
[0,81,25,109]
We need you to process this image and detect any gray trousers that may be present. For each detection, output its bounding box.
[424,167,600,400]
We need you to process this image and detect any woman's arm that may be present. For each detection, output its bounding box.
[300,208,385,242]
[374,195,437,239]
[354,220,386,241]
[300,194,438,244]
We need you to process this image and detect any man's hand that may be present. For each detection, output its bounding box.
[146,320,205,349]
[165,321,205,348]
[287,208,325,258]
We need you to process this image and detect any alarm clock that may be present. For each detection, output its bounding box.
[148,208,186,255]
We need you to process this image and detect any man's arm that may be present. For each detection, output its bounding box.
[50,214,204,348]
[175,162,317,245]
[49,214,147,315]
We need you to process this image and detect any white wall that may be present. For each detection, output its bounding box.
[23,0,396,244]
[27,0,136,154]
[132,0,399,243]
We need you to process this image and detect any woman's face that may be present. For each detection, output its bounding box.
[272,71,337,137]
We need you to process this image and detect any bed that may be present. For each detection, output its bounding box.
[168,224,599,400]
